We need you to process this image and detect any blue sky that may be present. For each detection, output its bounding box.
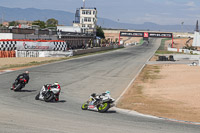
[0,0,199,25]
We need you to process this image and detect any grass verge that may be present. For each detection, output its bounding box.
[117,65,162,109]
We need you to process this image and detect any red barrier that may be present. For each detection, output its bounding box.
[0,51,16,58]
[0,39,65,42]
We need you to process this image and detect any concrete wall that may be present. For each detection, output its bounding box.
[0,33,13,39]
[16,50,73,57]
[73,45,124,55]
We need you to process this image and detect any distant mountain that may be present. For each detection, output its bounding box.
[0,6,195,32]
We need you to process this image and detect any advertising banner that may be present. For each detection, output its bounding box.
[120,32,143,37]
[16,41,54,51]
[120,32,173,38]
[149,33,173,38]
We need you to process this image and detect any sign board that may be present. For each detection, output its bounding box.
[120,32,143,37]
[120,32,173,38]
[16,41,54,51]
[144,32,149,38]
[148,33,173,38]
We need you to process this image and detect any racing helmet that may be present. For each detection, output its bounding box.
[91,93,96,97]
[25,71,29,74]
[105,91,110,94]
[53,82,61,89]
[54,82,59,85]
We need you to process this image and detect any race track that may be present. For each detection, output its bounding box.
[0,39,199,133]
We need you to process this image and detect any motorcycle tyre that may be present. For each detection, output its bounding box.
[81,103,88,110]
[35,93,40,100]
[97,102,110,113]
[14,84,22,92]
[44,92,54,102]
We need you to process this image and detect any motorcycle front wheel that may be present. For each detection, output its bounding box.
[44,91,54,102]
[81,103,88,110]
[97,102,110,113]
[14,84,22,91]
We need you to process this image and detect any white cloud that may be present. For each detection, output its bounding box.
[185,1,195,7]
[165,0,177,6]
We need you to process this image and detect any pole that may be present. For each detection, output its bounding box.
[119,32,121,45]
[172,34,174,48]
[83,0,85,8]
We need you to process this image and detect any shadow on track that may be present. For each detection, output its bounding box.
[83,109,117,114]
[15,90,37,92]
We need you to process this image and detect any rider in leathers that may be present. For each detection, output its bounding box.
[11,71,29,90]
[44,82,61,101]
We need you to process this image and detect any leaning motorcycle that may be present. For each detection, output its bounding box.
[81,93,115,113]
[11,78,27,91]
[35,84,60,102]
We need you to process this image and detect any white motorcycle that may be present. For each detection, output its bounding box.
[35,84,60,102]
[81,92,115,113]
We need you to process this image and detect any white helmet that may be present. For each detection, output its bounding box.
[54,82,59,85]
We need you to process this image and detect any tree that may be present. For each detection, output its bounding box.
[46,18,58,27]
[96,26,105,38]
[32,20,46,29]
[9,21,19,26]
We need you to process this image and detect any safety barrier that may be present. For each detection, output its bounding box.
[0,51,16,58]
[16,50,73,57]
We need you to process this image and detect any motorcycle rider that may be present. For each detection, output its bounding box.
[11,71,30,90]
[90,91,111,105]
[44,82,61,101]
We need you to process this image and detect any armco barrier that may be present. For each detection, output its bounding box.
[0,51,16,58]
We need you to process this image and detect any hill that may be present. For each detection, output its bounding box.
[0,6,195,32]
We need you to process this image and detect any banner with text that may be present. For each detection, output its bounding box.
[120,32,172,38]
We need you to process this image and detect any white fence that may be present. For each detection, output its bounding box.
[168,47,200,55]
[16,50,73,57]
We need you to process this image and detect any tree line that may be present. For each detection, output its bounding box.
[7,19,105,39]
[9,18,58,28]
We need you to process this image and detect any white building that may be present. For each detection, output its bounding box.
[192,20,200,47]
[73,7,97,34]
[192,31,200,47]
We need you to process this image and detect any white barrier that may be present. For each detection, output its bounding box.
[168,47,200,55]
[16,50,73,57]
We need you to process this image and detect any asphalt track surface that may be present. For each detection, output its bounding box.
[0,39,199,133]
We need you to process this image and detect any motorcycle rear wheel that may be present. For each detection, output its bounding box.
[35,93,40,100]
[81,103,88,110]
[97,102,110,113]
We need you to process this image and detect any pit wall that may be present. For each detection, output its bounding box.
[16,50,73,57]
[73,45,124,56]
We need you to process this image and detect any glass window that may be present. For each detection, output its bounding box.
[84,17,87,22]
[82,10,86,14]
[88,18,91,22]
